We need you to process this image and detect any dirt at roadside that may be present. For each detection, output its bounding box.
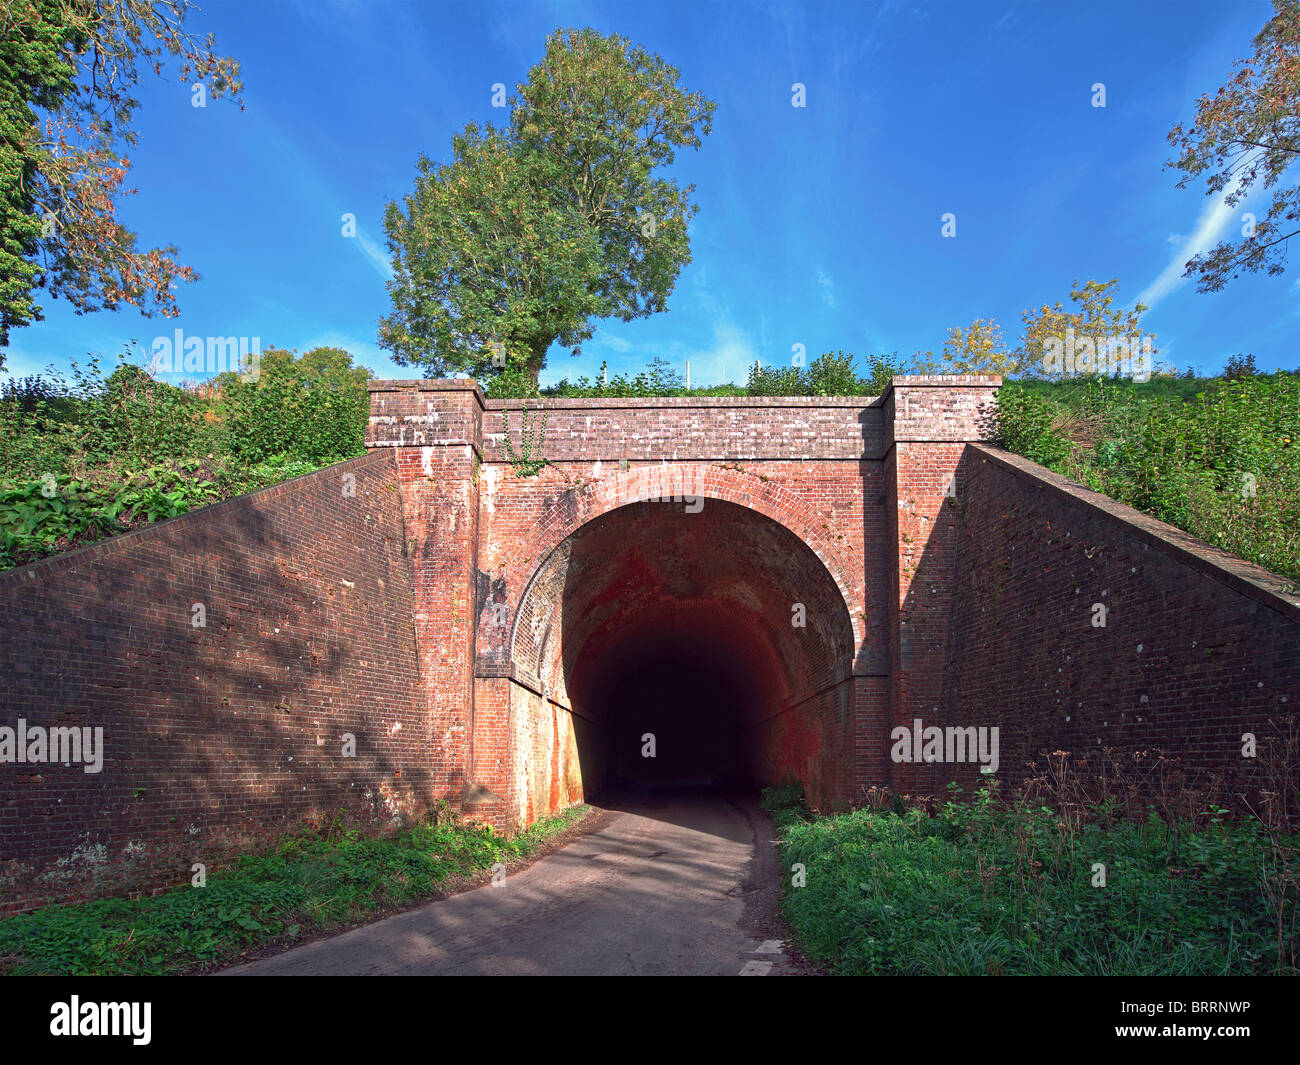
[729,795,826,976]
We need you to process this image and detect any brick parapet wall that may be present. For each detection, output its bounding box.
[367,380,886,461]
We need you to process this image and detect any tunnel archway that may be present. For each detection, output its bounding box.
[508,494,857,806]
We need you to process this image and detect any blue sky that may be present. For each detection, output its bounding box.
[4,0,1296,388]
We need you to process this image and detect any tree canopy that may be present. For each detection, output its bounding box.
[1166,0,1300,291]
[378,27,715,387]
[212,345,372,394]
[910,279,1157,379]
[0,0,241,364]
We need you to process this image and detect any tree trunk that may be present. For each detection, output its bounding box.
[522,334,554,389]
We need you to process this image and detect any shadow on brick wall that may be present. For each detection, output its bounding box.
[900,445,1300,806]
[0,451,433,913]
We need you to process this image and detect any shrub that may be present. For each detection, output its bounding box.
[0,349,371,571]
[1224,352,1257,381]
[220,376,365,463]
[996,374,1300,582]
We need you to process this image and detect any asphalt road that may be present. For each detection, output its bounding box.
[220,792,796,976]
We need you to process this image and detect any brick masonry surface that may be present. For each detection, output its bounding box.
[4,375,1298,912]
[0,451,429,913]
[925,444,1300,796]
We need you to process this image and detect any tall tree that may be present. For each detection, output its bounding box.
[910,280,1155,379]
[213,346,373,394]
[1017,278,1156,378]
[912,317,1021,376]
[1166,0,1300,291]
[0,0,241,363]
[379,27,715,387]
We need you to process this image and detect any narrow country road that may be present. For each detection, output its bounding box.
[220,793,800,976]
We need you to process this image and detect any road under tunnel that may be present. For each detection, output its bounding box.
[509,496,857,806]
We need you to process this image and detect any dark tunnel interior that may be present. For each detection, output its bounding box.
[576,614,774,793]
[516,496,854,803]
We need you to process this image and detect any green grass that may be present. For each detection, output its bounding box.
[763,784,1298,976]
[0,804,588,976]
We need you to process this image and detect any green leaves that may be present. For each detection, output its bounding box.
[1166,0,1300,293]
[500,405,549,477]
[0,1,243,356]
[379,27,715,387]
[746,351,890,397]
[0,468,222,568]
[996,373,1300,582]
[0,805,587,975]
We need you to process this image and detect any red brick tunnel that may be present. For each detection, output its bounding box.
[510,496,856,803]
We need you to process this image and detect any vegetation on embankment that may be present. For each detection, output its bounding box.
[485,350,907,399]
[994,373,1300,583]
[0,347,369,570]
[5,345,1297,585]
[762,756,1300,976]
[0,804,588,976]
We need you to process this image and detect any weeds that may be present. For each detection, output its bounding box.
[769,738,1300,976]
[995,373,1300,581]
[0,804,588,976]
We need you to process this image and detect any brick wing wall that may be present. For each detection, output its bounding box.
[927,445,1300,795]
[0,451,430,913]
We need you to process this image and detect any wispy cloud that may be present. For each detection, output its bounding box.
[1138,195,1239,310]
[594,333,633,354]
[0,344,55,380]
[817,269,836,309]
[685,267,760,383]
[989,5,1021,38]
[692,319,758,384]
[356,230,394,281]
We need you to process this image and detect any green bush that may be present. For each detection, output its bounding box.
[995,373,1300,582]
[747,350,889,397]
[0,400,77,481]
[75,363,215,467]
[0,349,372,571]
[220,375,366,464]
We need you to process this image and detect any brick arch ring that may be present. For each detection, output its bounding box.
[492,462,866,661]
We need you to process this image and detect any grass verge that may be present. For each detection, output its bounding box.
[0,804,589,976]
[763,781,1298,976]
